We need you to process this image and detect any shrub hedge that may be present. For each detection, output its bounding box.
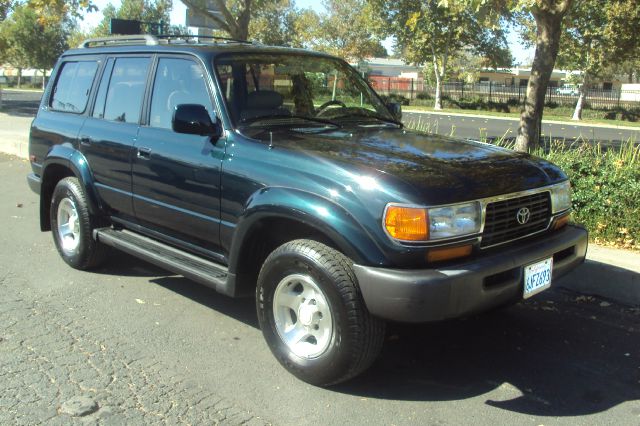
[539,141,640,250]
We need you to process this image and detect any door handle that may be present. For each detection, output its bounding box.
[79,136,93,146]
[137,147,152,159]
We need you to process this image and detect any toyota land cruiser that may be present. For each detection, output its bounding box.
[27,35,587,386]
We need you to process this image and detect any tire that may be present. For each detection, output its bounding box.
[50,177,108,270]
[256,239,385,386]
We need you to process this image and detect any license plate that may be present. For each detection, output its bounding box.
[523,257,553,298]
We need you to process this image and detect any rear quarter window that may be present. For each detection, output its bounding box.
[50,61,99,113]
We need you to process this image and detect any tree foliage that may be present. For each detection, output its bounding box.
[0,4,68,86]
[26,0,97,23]
[91,0,176,37]
[306,0,386,60]
[369,0,510,109]
[248,0,299,46]
[0,1,15,21]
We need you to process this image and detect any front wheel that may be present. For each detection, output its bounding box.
[256,239,385,386]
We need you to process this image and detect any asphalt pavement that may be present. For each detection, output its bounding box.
[0,89,41,116]
[1,154,639,424]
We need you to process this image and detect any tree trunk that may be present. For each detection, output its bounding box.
[434,72,443,110]
[572,74,588,121]
[42,70,46,90]
[17,69,22,89]
[514,3,572,152]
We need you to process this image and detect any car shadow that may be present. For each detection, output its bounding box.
[94,250,260,328]
[94,249,170,277]
[333,289,639,417]
[91,254,638,417]
[150,275,259,329]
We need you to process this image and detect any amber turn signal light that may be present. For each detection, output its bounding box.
[384,206,428,241]
[553,214,570,230]
[427,244,472,263]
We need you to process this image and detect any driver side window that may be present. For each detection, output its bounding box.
[149,58,214,130]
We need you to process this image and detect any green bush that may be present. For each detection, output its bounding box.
[380,93,410,106]
[538,141,640,249]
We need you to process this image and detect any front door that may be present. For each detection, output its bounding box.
[132,56,224,253]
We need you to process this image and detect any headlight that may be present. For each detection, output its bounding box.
[428,202,481,239]
[384,202,481,242]
[550,181,572,213]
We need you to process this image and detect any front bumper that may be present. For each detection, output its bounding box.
[27,173,41,195]
[354,225,588,322]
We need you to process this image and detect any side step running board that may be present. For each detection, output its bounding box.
[94,228,234,296]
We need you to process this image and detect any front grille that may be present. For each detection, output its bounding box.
[481,192,551,248]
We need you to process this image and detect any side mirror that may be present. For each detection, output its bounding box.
[172,104,221,138]
[386,102,402,121]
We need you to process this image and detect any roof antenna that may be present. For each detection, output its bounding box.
[268,131,273,149]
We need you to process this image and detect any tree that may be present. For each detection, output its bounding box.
[249,0,299,46]
[311,0,387,60]
[615,59,640,84]
[509,1,573,151]
[0,4,68,88]
[91,0,175,37]
[369,0,510,110]
[556,0,640,120]
[1,1,15,21]
[445,0,575,151]
[27,0,97,23]
[179,0,255,40]
[448,48,512,83]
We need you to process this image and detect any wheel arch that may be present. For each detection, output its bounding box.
[40,146,101,231]
[227,188,387,297]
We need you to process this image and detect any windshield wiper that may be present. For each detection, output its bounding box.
[240,114,339,128]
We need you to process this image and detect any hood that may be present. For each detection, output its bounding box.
[248,125,567,206]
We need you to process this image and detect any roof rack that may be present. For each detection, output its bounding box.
[157,34,252,44]
[79,34,159,48]
[78,34,252,49]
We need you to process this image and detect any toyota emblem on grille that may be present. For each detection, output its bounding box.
[516,207,531,225]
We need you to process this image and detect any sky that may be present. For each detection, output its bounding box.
[81,0,534,65]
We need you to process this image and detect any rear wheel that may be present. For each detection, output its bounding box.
[256,239,385,386]
[50,177,107,270]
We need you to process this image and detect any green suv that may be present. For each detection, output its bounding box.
[27,35,587,386]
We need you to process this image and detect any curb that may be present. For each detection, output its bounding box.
[557,245,640,307]
[404,109,640,132]
[0,113,31,159]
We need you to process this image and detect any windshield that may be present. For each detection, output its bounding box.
[214,52,396,127]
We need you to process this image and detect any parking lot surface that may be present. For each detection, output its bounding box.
[1,154,639,423]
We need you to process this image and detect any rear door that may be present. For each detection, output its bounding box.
[30,56,100,170]
[132,55,225,254]
[79,55,152,218]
